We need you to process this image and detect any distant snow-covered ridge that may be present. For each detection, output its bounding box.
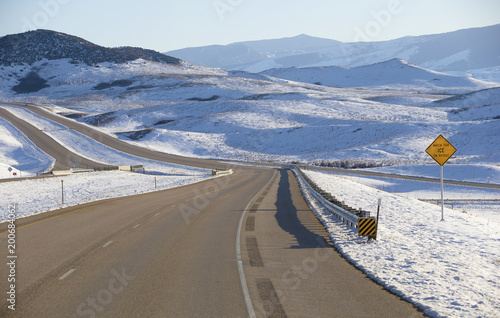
[166,24,500,77]
[0,57,495,106]
[261,58,498,93]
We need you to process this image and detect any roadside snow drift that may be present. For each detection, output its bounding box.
[299,169,500,318]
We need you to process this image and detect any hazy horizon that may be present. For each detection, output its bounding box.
[1,0,500,52]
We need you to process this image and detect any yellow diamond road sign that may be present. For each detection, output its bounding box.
[426,134,457,166]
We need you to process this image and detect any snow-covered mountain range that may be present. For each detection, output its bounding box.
[166,34,341,71]
[0,29,498,168]
[167,24,500,81]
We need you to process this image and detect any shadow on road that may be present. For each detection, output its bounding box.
[274,169,329,249]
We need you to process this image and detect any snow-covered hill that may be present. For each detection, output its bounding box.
[428,87,500,122]
[166,24,500,80]
[1,58,497,167]
[0,30,180,66]
[261,58,494,92]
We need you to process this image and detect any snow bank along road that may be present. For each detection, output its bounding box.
[0,104,425,317]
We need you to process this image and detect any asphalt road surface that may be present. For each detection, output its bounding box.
[0,102,436,317]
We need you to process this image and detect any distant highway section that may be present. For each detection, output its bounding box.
[1,102,228,170]
[0,107,110,171]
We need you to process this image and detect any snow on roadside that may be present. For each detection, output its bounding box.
[0,169,213,223]
[297,169,500,318]
[0,116,54,177]
[329,171,500,226]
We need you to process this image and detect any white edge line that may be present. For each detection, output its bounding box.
[59,268,75,280]
[236,169,276,318]
[103,241,113,248]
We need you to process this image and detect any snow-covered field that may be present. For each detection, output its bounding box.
[332,169,500,225]
[364,164,500,185]
[298,169,500,318]
[1,58,498,169]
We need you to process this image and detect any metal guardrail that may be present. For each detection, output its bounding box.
[212,168,233,176]
[52,168,95,176]
[293,167,377,238]
[293,167,359,227]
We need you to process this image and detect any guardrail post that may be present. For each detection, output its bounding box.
[370,198,382,241]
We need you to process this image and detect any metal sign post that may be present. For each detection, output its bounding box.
[425,135,457,221]
[440,165,444,221]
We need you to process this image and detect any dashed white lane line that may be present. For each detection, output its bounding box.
[59,268,75,281]
[154,213,160,216]
[132,224,140,229]
[103,241,113,248]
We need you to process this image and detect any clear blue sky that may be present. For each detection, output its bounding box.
[1,0,499,52]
